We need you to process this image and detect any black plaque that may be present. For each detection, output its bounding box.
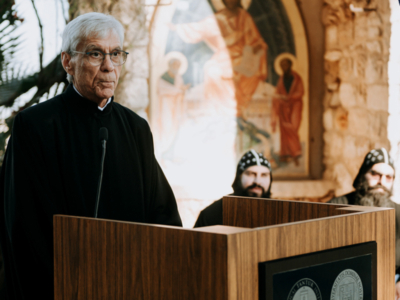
[259,242,377,300]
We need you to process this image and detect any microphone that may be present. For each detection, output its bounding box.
[94,127,108,218]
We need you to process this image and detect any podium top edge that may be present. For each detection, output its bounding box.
[335,206,394,212]
[222,196,396,211]
[53,215,254,235]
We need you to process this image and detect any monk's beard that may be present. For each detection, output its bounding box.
[355,177,393,208]
[234,183,271,198]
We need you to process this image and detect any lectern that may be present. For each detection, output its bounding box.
[54,196,395,299]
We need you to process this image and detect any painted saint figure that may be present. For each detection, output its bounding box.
[169,0,267,117]
[157,57,190,157]
[271,55,304,165]
[216,0,268,117]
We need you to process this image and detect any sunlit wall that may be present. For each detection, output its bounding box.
[389,0,400,203]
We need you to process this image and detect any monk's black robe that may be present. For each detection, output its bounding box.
[329,193,400,278]
[194,198,223,228]
[0,84,182,299]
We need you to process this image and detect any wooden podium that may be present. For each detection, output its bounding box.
[53,196,395,299]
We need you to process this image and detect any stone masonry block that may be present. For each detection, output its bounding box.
[339,83,357,108]
[333,106,348,131]
[339,56,353,81]
[130,45,149,78]
[371,139,391,151]
[365,55,384,84]
[354,136,371,159]
[366,85,389,111]
[332,162,354,196]
[330,91,341,107]
[116,77,149,115]
[347,108,369,137]
[338,22,354,47]
[342,135,357,159]
[325,50,342,62]
[354,16,368,42]
[325,25,338,50]
[323,131,344,159]
[366,41,382,54]
[368,111,388,138]
[323,108,334,131]
[368,27,381,39]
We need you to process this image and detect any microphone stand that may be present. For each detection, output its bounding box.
[94,128,108,218]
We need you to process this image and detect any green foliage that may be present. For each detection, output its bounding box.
[0,1,68,163]
[0,1,23,161]
[0,0,22,75]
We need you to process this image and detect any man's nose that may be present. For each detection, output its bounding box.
[377,175,384,186]
[101,55,115,71]
[253,175,260,184]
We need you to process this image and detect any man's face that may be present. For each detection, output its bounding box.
[280,59,292,74]
[62,31,122,105]
[169,60,181,76]
[240,165,271,197]
[365,163,394,194]
[222,0,241,10]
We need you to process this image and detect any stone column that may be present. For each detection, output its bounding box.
[322,0,391,196]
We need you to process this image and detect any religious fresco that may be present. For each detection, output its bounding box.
[150,0,309,194]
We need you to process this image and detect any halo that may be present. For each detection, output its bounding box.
[211,0,252,12]
[274,53,298,76]
[163,51,189,75]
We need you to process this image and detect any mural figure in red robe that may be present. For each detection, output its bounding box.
[271,56,304,166]
[169,0,267,117]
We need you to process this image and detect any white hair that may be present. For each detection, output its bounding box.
[62,12,125,83]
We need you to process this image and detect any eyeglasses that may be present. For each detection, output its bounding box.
[71,50,129,66]
[367,170,394,182]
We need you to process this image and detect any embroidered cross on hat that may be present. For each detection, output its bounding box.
[238,149,272,172]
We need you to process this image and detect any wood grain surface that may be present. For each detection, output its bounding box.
[222,196,353,228]
[54,197,395,300]
[54,218,229,300]
[222,196,395,300]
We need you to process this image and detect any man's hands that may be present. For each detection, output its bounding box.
[274,94,288,101]
[253,44,263,54]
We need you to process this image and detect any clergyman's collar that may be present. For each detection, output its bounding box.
[63,83,114,115]
[72,85,112,111]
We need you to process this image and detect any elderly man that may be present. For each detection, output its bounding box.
[328,148,400,298]
[194,150,272,227]
[0,12,181,299]
[329,148,396,207]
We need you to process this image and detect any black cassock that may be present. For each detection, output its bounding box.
[0,84,182,299]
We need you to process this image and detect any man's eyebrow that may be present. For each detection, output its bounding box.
[85,44,122,51]
[85,44,101,51]
[370,169,394,176]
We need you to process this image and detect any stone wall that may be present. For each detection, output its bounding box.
[111,0,150,120]
[388,0,400,203]
[322,0,391,196]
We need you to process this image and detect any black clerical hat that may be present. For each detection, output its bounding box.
[237,149,272,172]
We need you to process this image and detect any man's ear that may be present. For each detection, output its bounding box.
[61,52,74,76]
